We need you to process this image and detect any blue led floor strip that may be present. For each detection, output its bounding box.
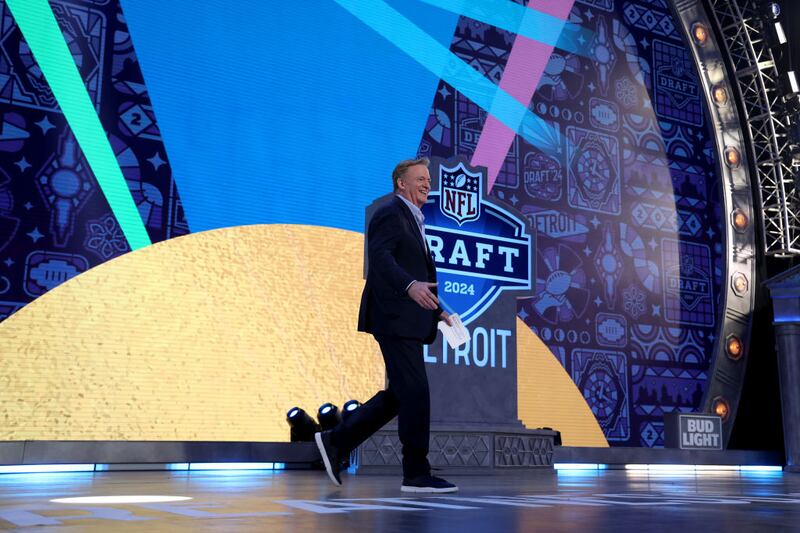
[0,463,287,474]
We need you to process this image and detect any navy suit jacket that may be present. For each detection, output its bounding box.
[358,196,441,344]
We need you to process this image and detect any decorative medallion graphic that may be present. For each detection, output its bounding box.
[663,239,714,326]
[567,127,621,214]
[523,148,562,202]
[533,244,589,325]
[35,133,95,247]
[573,349,630,441]
[653,40,702,126]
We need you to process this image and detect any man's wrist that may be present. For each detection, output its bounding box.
[405,280,417,292]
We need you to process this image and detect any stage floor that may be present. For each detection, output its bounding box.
[1,468,799,531]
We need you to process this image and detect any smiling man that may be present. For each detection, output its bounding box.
[315,157,457,493]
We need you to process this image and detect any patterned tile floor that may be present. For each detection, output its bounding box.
[0,467,798,531]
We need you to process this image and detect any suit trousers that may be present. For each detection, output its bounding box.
[330,334,431,478]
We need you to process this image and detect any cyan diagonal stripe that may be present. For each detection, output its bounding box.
[6,0,151,250]
[418,0,593,57]
[332,0,562,156]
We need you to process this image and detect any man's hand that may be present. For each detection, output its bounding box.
[407,281,439,310]
[439,310,453,327]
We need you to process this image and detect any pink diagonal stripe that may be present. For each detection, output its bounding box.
[471,1,576,191]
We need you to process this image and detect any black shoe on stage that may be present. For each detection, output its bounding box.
[400,474,458,493]
[315,431,342,487]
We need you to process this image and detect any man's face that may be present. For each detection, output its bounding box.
[397,164,431,209]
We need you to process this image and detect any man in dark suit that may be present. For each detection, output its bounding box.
[315,157,457,493]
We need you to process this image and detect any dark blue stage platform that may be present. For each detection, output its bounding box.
[0,466,796,530]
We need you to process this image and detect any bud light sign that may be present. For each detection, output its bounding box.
[664,413,723,450]
[423,159,532,326]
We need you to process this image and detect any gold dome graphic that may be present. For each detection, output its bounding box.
[0,224,606,446]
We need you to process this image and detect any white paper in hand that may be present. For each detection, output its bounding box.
[438,314,470,349]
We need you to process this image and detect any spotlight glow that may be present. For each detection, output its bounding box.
[725,147,741,167]
[789,71,799,94]
[732,209,749,231]
[713,85,728,105]
[726,336,743,360]
[692,23,708,45]
[713,396,731,420]
[775,22,787,45]
[51,495,192,504]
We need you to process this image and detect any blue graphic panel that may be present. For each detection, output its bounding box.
[653,40,703,126]
[118,0,459,234]
[417,1,724,446]
[662,239,714,326]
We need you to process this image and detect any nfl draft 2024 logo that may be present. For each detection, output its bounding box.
[422,158,532,326]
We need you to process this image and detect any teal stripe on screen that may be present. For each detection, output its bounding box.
[6,0,151,250]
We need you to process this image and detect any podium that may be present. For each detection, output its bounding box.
[352,158,558,474]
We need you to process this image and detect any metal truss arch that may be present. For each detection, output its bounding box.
[708,0,800,256]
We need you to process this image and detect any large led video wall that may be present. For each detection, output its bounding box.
[0,0,724,447]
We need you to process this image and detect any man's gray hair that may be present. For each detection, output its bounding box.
[392,157,430,191]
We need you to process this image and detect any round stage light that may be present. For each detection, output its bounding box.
[317,403,342,431]
[725,147,741,167]
[713,85,728,105]
[713,396,731,421]
[726,335,744,360]
[770,2,781,18]
[732,273,749,295]
[732,209,749,232]
[286,407,319,442]
[692,23,709,45]
[342,400,361,421]
[51,496,192,504]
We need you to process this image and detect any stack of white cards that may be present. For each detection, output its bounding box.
[438,314,470,349]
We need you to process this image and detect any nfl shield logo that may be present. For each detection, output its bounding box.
[440,162,481,225]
